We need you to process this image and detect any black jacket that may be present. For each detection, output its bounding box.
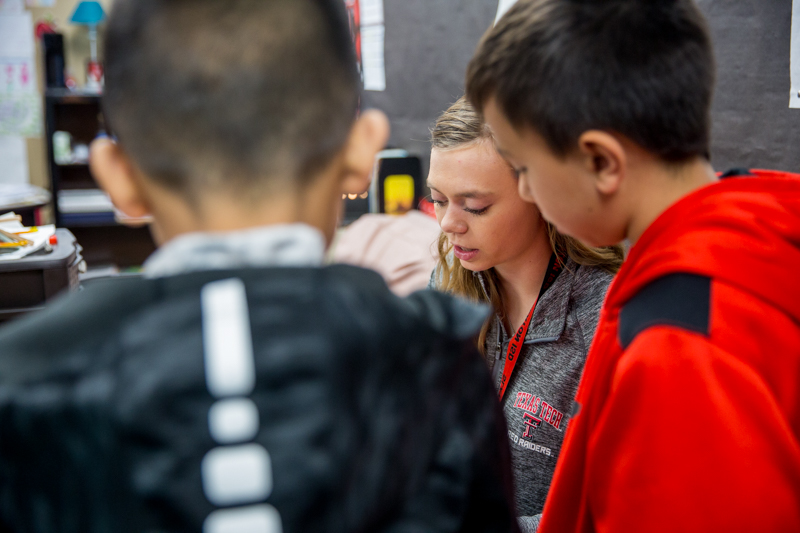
[0,265,518,532]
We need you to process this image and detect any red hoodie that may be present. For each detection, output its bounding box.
[539,170,800,533]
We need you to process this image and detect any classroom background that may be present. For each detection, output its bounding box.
[1,0,799,314]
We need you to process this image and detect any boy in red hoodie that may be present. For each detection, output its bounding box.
[465,0,800,531]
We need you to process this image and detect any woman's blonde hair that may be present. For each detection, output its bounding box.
[431,97,624,353]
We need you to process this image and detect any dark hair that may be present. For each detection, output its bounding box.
[466,0,715,163]
[103,0,360,202]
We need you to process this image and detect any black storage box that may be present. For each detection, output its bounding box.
[0,229,83,322]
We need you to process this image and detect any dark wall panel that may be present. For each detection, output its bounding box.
[697,0,800,173]
[365,0,800,177]
[361,0,496,177]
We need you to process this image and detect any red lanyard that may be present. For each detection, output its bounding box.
[497,253,564,401]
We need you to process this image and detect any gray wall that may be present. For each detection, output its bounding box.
[361,0,496,178]
[364,0,800,178]
[698,0,800,173]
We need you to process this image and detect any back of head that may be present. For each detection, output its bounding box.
[103,0,360,202]
[466,0,715,163]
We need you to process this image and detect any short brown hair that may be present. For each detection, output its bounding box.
[466,0,715,162]
[104,0,359,202]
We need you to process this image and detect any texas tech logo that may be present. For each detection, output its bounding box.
[513,391,565,435]
[522,412,541,438]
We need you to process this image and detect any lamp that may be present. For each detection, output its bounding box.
[70,1,106,91]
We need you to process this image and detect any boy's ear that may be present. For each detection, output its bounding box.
[340,109,390,194]
[576,130,626,196]
[90,138,152,219]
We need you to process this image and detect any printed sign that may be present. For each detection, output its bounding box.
[0,12,41,137]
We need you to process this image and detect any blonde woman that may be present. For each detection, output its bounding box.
[427,98,624,532]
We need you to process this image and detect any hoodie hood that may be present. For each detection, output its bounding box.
[607,170,800,324]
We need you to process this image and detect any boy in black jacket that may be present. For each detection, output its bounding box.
[0,1,518,531]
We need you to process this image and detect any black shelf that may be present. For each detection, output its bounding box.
[44,90,156,267]
[45,91,103,228]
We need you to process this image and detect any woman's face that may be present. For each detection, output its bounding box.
[427,140,547,273]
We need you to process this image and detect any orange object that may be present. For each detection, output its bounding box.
[14,227,38,234]
[49,234,58,245]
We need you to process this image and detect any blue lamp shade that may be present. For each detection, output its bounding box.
[70,1,106,25]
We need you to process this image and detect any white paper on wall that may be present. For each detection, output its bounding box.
[361,24,386,91]
[0,136,29,185]
[792,0,800,108]
[0,93,40,136]
[0,0,24,13]
[359,0,385,92]
[360,0,383,27]
[495,0,519,25]
[0,12,40,138]
[0,13,33,59]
